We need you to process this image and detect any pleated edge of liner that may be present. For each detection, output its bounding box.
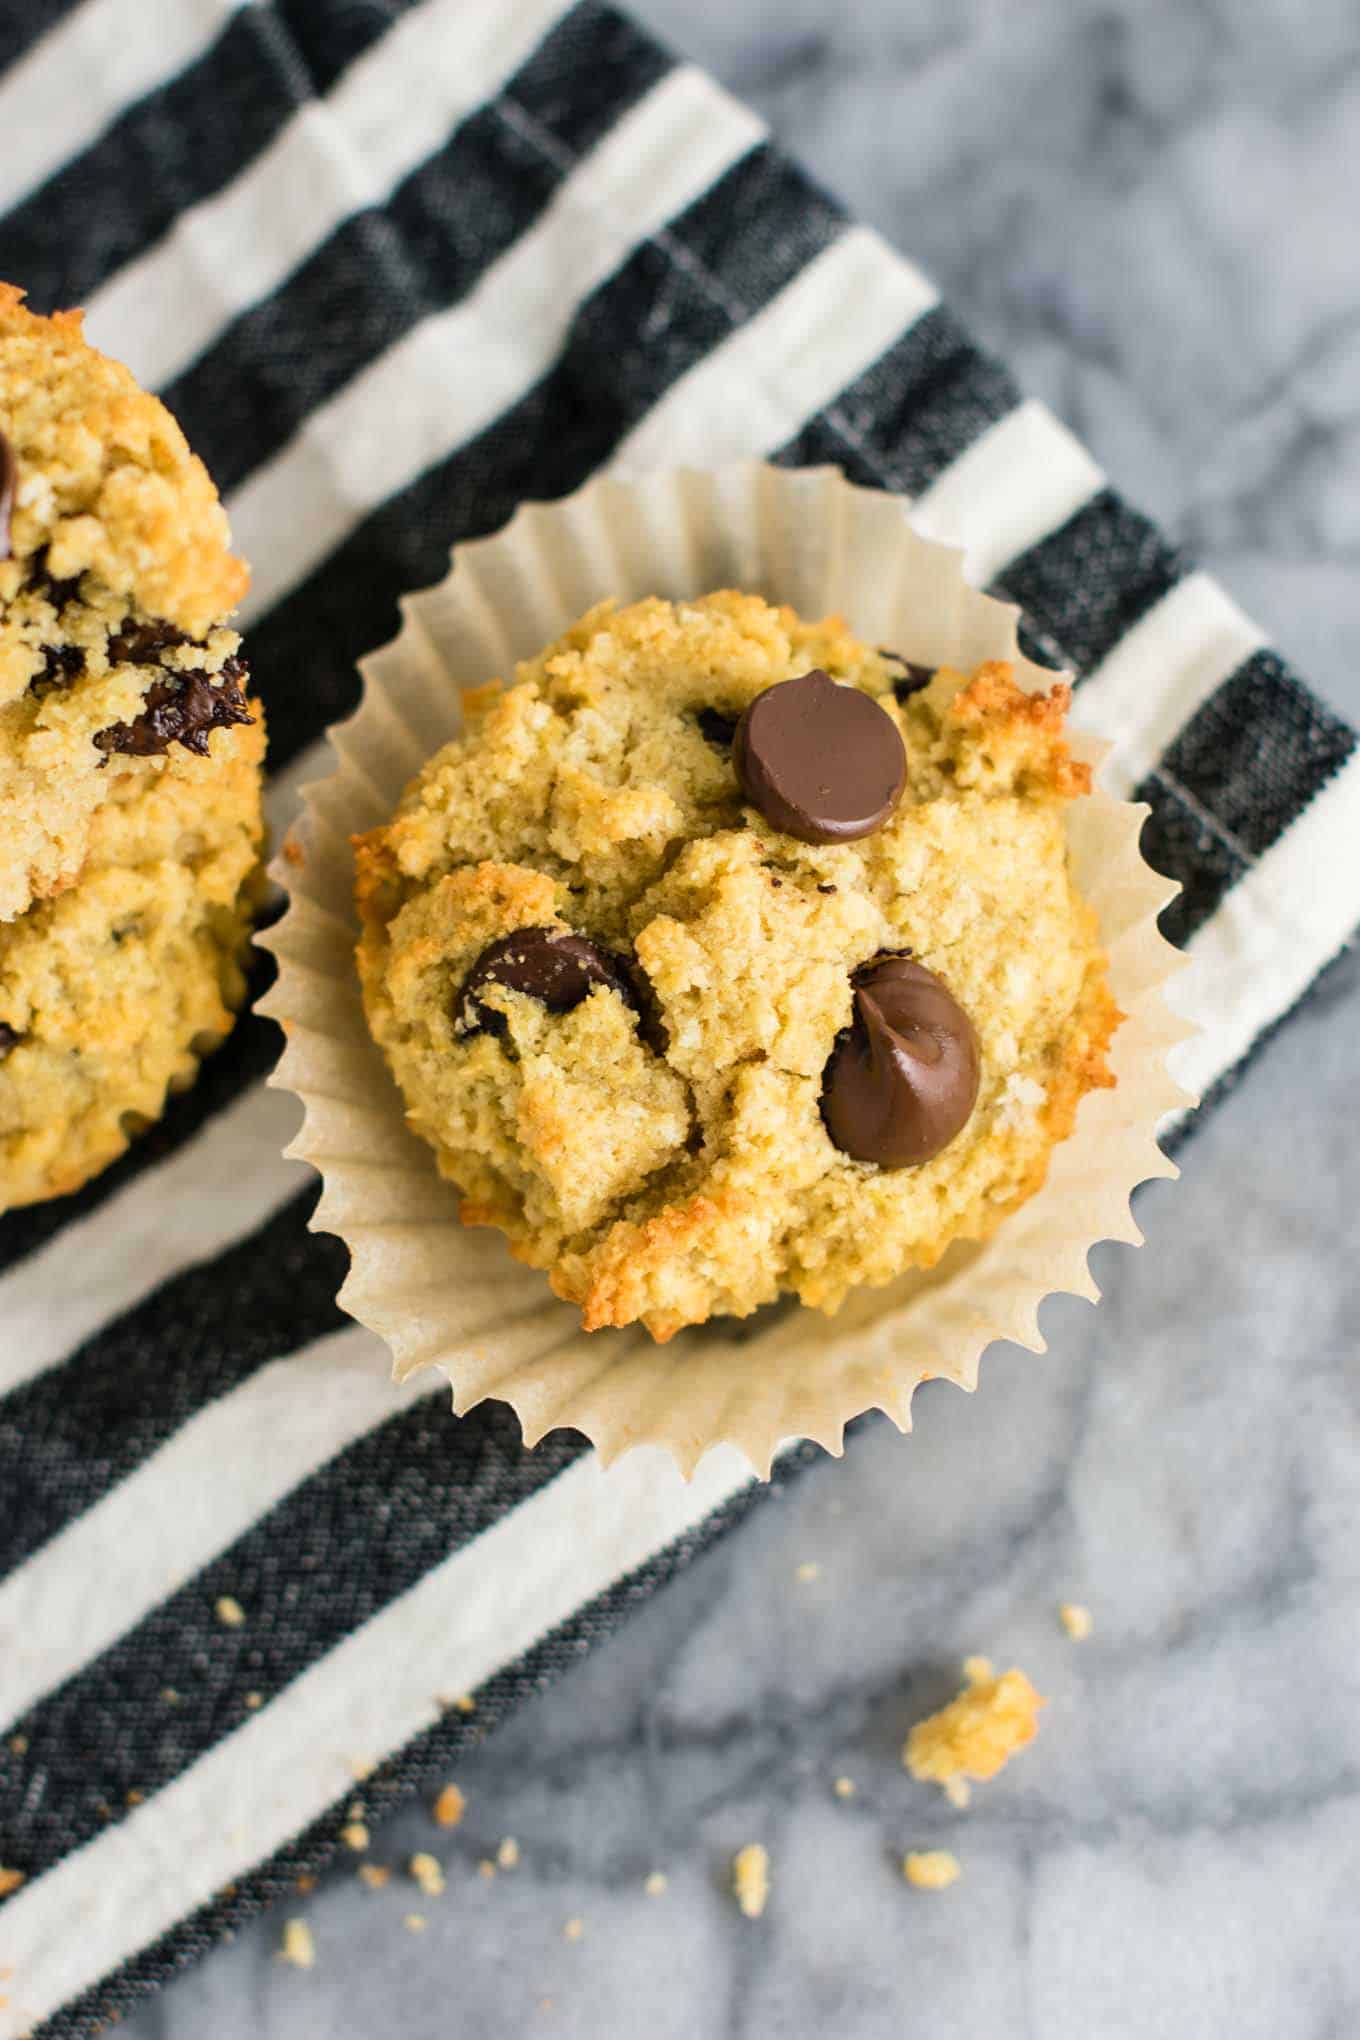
[255,459,1200,1481]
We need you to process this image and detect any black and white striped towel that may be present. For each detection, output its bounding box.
[1,2,1356,2032]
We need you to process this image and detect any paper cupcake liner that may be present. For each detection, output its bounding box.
[259,463,1194,1479]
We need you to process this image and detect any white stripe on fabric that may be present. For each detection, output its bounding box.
[0,1442,755,2036]
[612,227,937,470]
[0,1084,305,1399]
[230,67,765,623]
[1171,750,1360,1100]
[0,0,247,217]
[910,398,1104,587]
[0,1327,429,1734]
[1072,572,1267,794]
[82,0,572,389]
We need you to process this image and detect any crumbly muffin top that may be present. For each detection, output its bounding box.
[356,591,1118,1341]
[0,285,246,633]
[0,285,253,923]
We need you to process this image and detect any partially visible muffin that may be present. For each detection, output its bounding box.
[0,704,264,1207]
[0,284,251,924]
[356,592,1118,1340]
[0,285,263,1209]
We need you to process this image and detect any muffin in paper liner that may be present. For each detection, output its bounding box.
[258,463,1194,1479]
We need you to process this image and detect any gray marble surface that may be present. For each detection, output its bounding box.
[128,2,1360,2034]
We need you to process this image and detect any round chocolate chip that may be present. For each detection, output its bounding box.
[880,650,934,701]
[458,927,639,1035]
[732,669,906,845]
[695,706,739,750]
[820,955,980,1168]
[0,1021,21,1057]
[0,430,16,563]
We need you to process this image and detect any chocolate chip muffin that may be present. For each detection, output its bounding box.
[355,592,1118,1341]
[0,284,251,924]
[0,285,264,1208]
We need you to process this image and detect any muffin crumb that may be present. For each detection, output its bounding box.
[1059,1601,1093,1640]
[904,1850,961,1891]
[732,1843,770,1920]
[905,1659,1045,1788]
[644,1871,668,1897]
[795,1562,820,1583]
[278,1919,315,1969]
[404,1913,427,1934]
[409,1852,445,1897]
[340,1822,369,1852]
[832,1776,856,1800]
[0,1868,25,1899]
[563,1916,585,1942]
[214,1595,245,1629]
[496,1836,520,1870]
[358,1864,391,1891]
[433,1784,466,1828]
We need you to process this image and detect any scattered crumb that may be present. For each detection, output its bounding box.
[1059,1601,1093,1641]
[478,1859,497,1881]
[0,1869,25,1899]
[348,1756,375,1782]
[9,1735,28,1756]
[644,1871,668,1898]
[340,1822,370,1853]
[125,1789,144,1807]
[160,1689,179,1706]
[539,1999,555,2014]
[453,1694,477,1715]
[433,1784,466,1828]
[904,1850,961,1891]
[795,1562,820,1583]
[295,1875,316,1895]
[832,1776,856,1800]
[904,1660,1045,1788]
[732,1843,770,1920]
[278,1919,315,1969]
[281,831,306,869]
[944,1777,972,1810]
[562,1917,584,1942]
[404,1913,427,1934]
[244,1691,263,1711]
[496,1837,520,1871]
[409,1851,445,1897]
[214,1595,246,1629]
[347,1801,366,1821]
[358,1864,391,1891]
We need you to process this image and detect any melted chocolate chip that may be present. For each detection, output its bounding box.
[94,654,253,760]
[0,1021,21,1056]
[820,955,980,1169]
[881,650,934,701]
[30,641,85,698]
[29,549,83,612]
[695,706,739,749]
[732,669,907,845]
[0,430,15,562]
[109,618,192,665]
[458,927,640,1035]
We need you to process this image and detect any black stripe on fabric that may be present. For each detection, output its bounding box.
[161,4,674,497]
[0,0,83,77]
[1134,771,1250,950]
[1156,649,1356,859]
[0,950,280,1283]
[776,306,1019,497]
[994,488,1185,677]
[0,1187,346,1573]
[36,1432,831,2040]
[244,144,848,775]
[0,0,421,314]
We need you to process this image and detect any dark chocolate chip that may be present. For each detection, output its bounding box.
[0,1021,21,1056]
[458,927,640,1036]
[29,549,83,612]
[94,655,253,760]
[0,430,15,562]
[695,707,739,749]
[109,618,192,665]
[30,641,85,697]
[820,954,980,1169]
[881,650,935,700]
[732,669,906,845]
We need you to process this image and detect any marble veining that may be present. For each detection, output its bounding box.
[125,2,1360,2033]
